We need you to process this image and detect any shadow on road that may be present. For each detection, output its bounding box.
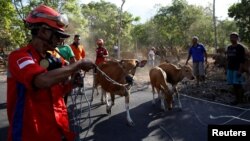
[84,101,184,141]
[0,103,6,110]
[0,126,8,141]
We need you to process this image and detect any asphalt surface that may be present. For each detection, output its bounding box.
[0,78,7,141]
[0,79,250,141]
[73,87,250,141]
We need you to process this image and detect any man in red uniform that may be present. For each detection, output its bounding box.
[7,5,94,141]
[95,39,109,65]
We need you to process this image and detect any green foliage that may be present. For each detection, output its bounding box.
[0,0,26,50]
[228,0,250,44]
[0,0,241,54]
[81,0,137,50]
[217,20,238,48]
[133,0,238,52]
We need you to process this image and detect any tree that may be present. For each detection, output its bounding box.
[81,0,139,51]
[8,0,88,48]
[0,0,26,50]
[217,20,238,48]
[228,0,250,44]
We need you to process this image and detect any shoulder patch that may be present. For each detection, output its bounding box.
[17,56,35,69]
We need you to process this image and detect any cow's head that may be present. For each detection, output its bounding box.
[180,65,195,80]
[119,59,147,76]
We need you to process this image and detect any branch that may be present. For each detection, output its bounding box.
[13,0,24,20]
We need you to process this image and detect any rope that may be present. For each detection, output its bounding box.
[181,93,250,125]
[181,94,248,111]
[210,114,250,123]
[189,100,208,126]
[159,124,175,141]
[95,65,129,88]
[70,72,92,141]
[82,73,92,140]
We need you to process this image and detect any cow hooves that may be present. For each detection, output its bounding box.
[127,121,135,127]
[161,107,167,112]
[90,98,93,102]
[106,109,111,115]
[101,100,105,105]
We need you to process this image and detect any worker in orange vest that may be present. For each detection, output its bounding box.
[70,34,86,61]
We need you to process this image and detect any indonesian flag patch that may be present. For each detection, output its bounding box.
[17,56,35,69]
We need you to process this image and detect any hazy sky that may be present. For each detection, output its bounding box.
[81,0,239,23]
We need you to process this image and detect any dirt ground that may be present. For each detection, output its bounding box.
[133,56,250,108]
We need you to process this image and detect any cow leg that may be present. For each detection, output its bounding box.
[111,94,115,106]
[125,94,134,126]
[101,88,106,104]
[106,93,112,114]
[174,85,182,109]
[91,87,94,102]
[91,86,100,102]
[95,87,100,95]
[152,86,156,104]
[91,72,99,102]
[160,91,167,112]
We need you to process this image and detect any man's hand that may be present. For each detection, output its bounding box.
[78,59,95,72]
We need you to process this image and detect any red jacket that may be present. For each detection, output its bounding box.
[7,44,75,141]
[95,46,108,65]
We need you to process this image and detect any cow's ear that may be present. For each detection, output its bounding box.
[137,60,147,67]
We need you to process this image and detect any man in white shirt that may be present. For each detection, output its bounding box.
[148,47,156,67]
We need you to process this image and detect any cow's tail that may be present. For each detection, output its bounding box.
[157,67,170,94]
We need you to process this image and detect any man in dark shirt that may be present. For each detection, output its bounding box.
[226,32,245,104]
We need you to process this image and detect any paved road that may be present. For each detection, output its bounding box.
[74,88,250,141]
[0,79,7,141]
[0,80,250,141]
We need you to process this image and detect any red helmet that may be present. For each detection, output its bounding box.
[25,5,69,37]
[96,39,104,46]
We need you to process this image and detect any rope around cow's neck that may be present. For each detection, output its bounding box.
[94,64,130,88]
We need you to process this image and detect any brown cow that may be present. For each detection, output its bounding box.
[212,54,250,75]
[212,54,227,72]
[216,48,226,55]
[95,59,147,126]
[158,63,195,109]
[149,66,173,111]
